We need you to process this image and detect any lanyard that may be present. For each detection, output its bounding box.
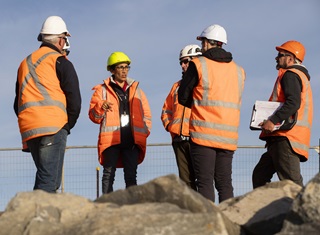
[115,91,128,114]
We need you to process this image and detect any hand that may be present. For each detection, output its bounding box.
[102,101,113,111]
[259,119,274,134]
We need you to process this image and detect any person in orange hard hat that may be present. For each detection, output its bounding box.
[89,51,152,194]
[252,40,313,188]
[178,24,246,203]
[14,16,81,193]
[161,44,201,191]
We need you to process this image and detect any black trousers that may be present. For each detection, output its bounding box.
[252,138,303,188]
[190,141,234,203]
[172,140,197,190]
[102,145,139,194]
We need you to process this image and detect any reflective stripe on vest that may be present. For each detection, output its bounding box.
[133,87,150,135]
[100,85,120,133]
[19,51,67,140]
[18,52,67,114]
[191,57,245,149]
[193,57,243,111]
[161,83,190,137]
[268,68,313,158]
[98,85,149,135]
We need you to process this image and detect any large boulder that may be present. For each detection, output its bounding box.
[0,191,95,235]
[218,180,302,235]
[0,174,241,235]
[277,173,320,234]
[95,173,214,213]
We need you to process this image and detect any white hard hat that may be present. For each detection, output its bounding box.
[197,24,227,44]
[179,44,202,59]
[39,16,71,36]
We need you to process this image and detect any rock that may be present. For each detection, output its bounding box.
[277,173,320,234]
[2,173,320,235]
[95,174,215,213]
[0,190,95,235]
[0,174,241,235]
[218,180,302,235]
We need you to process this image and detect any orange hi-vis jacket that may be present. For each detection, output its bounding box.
[89,77,152,167]
[17,47,67,142]
[190,57,246,151]
[161,80,191,139]
[260,68,313,161]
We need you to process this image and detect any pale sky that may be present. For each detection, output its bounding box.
[1,0,319,148]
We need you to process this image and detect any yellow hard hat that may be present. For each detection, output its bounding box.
[107,52,131,71]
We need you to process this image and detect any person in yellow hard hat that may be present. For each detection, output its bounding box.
[89,51,152,194]
[252,40,313,188]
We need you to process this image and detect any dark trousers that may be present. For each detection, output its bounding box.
[102,145,139,194]
[252,138,303,188]
[172,140,197,190]
[190,142,234,203]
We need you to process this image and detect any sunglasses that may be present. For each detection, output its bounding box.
[277,53,291,58]
[179,59,190,65]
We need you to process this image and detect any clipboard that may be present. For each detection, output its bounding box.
[250,100,297,131]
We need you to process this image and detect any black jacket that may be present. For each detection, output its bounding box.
[269,65,310,125]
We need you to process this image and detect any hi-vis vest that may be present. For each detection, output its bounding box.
[161,81,191,138]
[260,68,313,161]
[89,77,152,167]
[17,47,67,142]
[190,57,245,151]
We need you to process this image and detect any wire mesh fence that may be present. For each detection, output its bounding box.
[0,144,319,211]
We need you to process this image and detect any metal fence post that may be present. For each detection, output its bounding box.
[96,167,100,198]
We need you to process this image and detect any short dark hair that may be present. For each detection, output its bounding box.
[208,39,223,47]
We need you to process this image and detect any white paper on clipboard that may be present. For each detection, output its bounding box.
[250,101,284,130]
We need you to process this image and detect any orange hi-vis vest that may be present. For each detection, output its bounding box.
[89,77,152,167]
[161,80,191,139]
[260,68,313,161]
[190,57,245,151]
[17,46,67,142]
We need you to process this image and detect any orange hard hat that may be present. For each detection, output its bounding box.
[276,40,305,62]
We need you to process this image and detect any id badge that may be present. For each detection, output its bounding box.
[120,114,129,127]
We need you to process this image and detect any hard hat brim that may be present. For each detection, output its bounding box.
[275,46,284,52]
[196,36,204,40]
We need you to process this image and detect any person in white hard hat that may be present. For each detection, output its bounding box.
[161,45,201,190]
[14,16,81,193]
[178,24,246,203]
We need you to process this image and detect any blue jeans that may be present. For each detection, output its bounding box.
[27,128,68,193]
